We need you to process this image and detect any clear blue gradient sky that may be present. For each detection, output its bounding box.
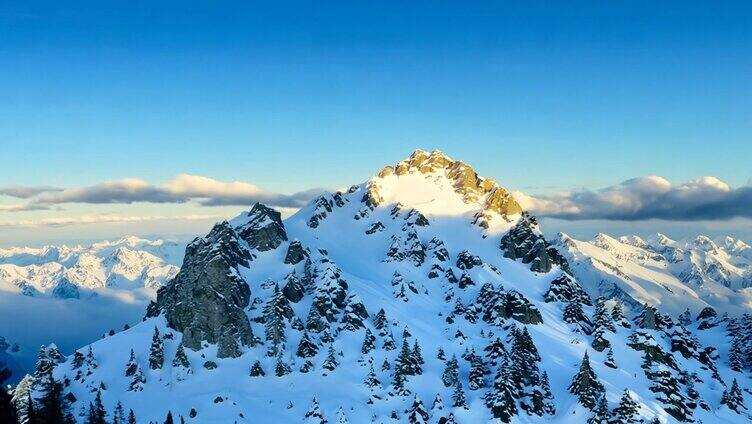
[1,1,751,245]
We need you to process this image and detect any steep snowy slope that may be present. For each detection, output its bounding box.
[556,233,752,316]
[27,150,750,423]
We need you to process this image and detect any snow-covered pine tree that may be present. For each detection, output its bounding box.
[303,397,327,424]
[149,327,164,370]
[568,351,604,409]
[587,395,610,424]
[564,298,591,333]
[265,283,291,356]
[406,396,429,424]
[275,353,292,377]
[485,357,518,423]
[382,328,397,351]
[437,346,446,360]
[452,380,467,408]
[128,365,146,392]
[86,390,107,424]
[297,331,319,358]
[604,348,617,368]
[411,340,424,375]
[171,342,191,381]
[339,293,368,331]
[373,309,388,335]
[468,355,486,390]
[127,409,137,424]
[335,407,348,424]
[540,371,556,415]
[361,328,376,354]
[322,345,339,372]
[441,355,459,387]
[720,378,746,413]
[646,367,693,421]
[431,393,444,413]
[613,389,639,423]
[364,363,381,390]
[249,360,265,377]
[396,339,416,376]
[484,337,508,366]
[112,401,125,424]
[728,335,744,372]
[611,301,630,328]
[125,349,138,377]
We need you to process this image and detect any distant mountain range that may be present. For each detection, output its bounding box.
[556,232,752,316]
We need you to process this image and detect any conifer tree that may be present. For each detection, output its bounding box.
[125,349,138,377]
[412,340,424,375]
[297,331,319,358]
[604,348,617,369]
[430,394,444,413]
[396,339,415,376]
[720,378,746,413]
[380,327,396,351]
[249,360,265,377]
[86,390,106,424]
[540,371,556,415]
[568,351,604,409]
[171,342,191,381]
[468,355,487,390]
[335,407,348,424]
[361,329,376,354]
[436,347,446,361]
[728,336,744,372]
[275,353,291,377]
[113,401,126,424]
[364,363,381,390]
[564,298,591,333]
[587,395,610,424]
[441,355,459,387]
[451,380,467,408]
[485,357,518,422]
[381,358,390,371]
[304,398,327,424]
[407,396,429,424]
[484,337,507,366]
[0,362,17,424]
[127,409,137,424]
[149,327,164,370]
[373,309,388,335]
[613,389,639,423]
[128,365,146,392]
[37,372,67,424]
[611,301,630,328]
[265,284,290,356]
[322,345,339,372]
[164,411,174,424]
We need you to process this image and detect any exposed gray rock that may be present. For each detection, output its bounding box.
[284,240,308,265]
[456,250,482,270]
[146,221,255,358]
[236,203,288,251]
[500,214,570,274]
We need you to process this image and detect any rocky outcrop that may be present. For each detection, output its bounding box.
[51,277,80,299]
[456,251,482,270]
[284,240,308,265]
[503,290,543,324]
[544,273,591,305]
[236,203,288,251]
[146,222,255,358]
[500,214,570,273]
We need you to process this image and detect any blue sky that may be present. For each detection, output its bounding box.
[1,1,751,245]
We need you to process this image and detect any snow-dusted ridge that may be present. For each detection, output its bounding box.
[17,150,751,424]
[556,232,752,316]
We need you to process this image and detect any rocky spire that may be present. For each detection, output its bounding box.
[235,203,288,251]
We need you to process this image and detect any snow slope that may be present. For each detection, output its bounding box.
[25,150,751,423]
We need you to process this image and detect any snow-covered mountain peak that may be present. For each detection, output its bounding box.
[362,149,522,230]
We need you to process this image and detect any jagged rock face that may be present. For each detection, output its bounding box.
[284,240,308,265]
[503,290,543,324]
[500,214,570,273]
[51,277,80,299]
[236,203,288,251]
[147,222,255,358]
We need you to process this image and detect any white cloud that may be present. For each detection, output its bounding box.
[3,174,324,210]
[0,214,227,228]
[518,175,752,221]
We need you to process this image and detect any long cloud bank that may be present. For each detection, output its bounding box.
[0,174,325,211]
[514,176,752,221]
